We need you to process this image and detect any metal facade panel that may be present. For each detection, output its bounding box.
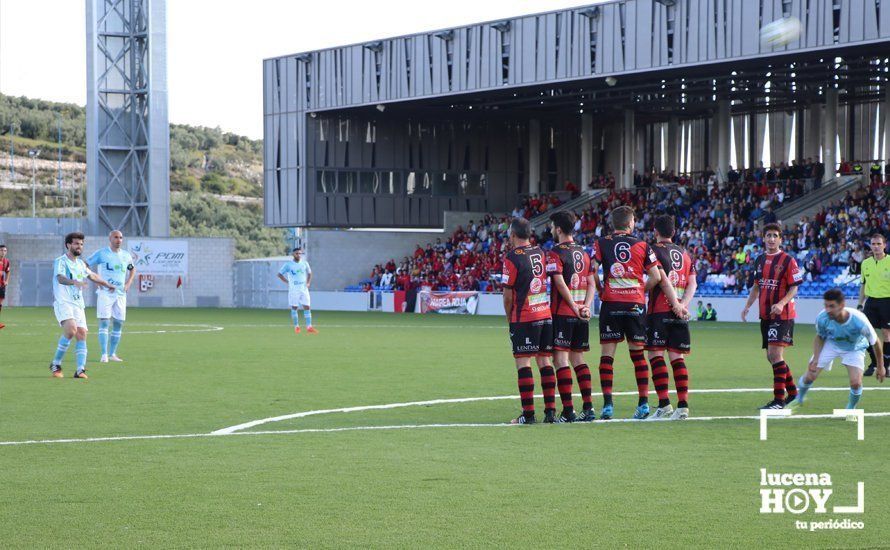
[520,17,537,83]
[740,0,759,55]
[863,0,879,39]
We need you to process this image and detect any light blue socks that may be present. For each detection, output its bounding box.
[109,319,124,356]
[52,336,71,366]
[98,319,110,355]
[846,387,862,409]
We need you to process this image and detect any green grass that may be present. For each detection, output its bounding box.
[1,308,888,547]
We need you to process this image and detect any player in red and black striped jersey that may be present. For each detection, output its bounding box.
[0,243,9,330]
[502,217,555,424]
[545,211,597,423]
[591,206,687,420]
[646,216,697,420]
[742,223,804,409]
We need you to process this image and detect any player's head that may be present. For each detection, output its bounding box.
[108,230,123,250]
[610,206,635,232]
[706,303,713,309]
[869,233,886,257]
[0,244,6,259]
[509,217,532,247]
[292,247,302,261]
[549,211,575,240]
[822,288,846,320]
[654,215,675,240]
[64,232,85,256]
[762,223,782,252]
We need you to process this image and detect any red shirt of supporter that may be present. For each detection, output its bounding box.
[752,251,803,320]
[648,242,695,315]
[594,232,658,304]
[547,242,592,316]
[502,245,551,323]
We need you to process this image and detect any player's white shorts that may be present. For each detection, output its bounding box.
[811,340,867,371]
[54,301,88,329]
[289,287,311,308]
[97,291,127,320]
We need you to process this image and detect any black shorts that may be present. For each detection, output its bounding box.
[552,315,590,352]
[761,319,794,349]
[509,319,553,358]
[864,297,890,330]
[599,302,646,344]
[646,312,691,354]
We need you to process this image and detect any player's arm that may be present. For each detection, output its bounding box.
[552,275,581,317]
[55,261,87,288]
[502,286,514,321]
[277,265,289,285]
[808,334,826,370]
[858,278,866,310]
[682,275,698,309]
[656,269,689,319]
[741,281,759,322]
[770,284,798,317]
[306,264,312,289]
[644,264,662,291]
[124,260,136,292]
[86,267,115,291]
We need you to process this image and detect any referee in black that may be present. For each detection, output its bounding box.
[859,233,890,376]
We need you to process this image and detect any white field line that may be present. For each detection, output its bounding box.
[3,412,890,447]
[212,386,890,435]
[8,323,224,336]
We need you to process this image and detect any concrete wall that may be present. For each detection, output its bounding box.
[0,217,87,235]
[304,210,491,290]
[0,233,235,308]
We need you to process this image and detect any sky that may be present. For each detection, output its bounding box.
[0,0,600,139]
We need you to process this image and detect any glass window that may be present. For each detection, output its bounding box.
[380,171,403,194]
[460,173,487,196]
[360,171,379,194]
[435,172,459,196]
[340,171,356,194]
[406,171,431,195]
[316,170,337,193]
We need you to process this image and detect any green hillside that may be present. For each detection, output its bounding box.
[0,93,284,258]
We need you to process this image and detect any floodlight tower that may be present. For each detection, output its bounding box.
[86,0,169,236]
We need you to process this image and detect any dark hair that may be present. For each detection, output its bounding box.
[510,217,532,240]
[762,223,782,236]
[0,244,6,248]
[871,233,887,243]
[706,303,712,307]
[823,288,845,303]
[654,215,675,238]
[292,247,302,253]
[64,232,85,245]
[549,211,576,236]
[610,206,635,230]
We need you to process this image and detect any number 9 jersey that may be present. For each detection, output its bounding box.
[502,245,552,323]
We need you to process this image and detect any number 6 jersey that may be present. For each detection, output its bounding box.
[502,245,551,323]
[593,233,658,305]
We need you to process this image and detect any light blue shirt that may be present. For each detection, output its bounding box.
[53,254,91,308]
[86,247,133,296]
[815,308,878,352]
[279,259,311,289]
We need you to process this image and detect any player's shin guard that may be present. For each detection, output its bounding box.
[303,310,312,327]
[847,387,863,409]
[517,366,535,417]
[670,358,689,407]
[650,355,671,407]
[574,364,593,410]
[630,349,649,405]
[97,319,110,355]
[783,363,797,400]
[75,340,87,372]
[556,366,574,411]
[52,336,71,365]
[598,357,614,406]
[290,309,299,327]
[109,319,123,356]
[771,361,788,401]
[539,365,556,411]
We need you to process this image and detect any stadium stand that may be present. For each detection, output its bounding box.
[349,166,888,300]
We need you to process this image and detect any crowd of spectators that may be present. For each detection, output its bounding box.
[357,163,888,296]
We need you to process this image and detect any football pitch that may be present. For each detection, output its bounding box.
[1,307,888,547]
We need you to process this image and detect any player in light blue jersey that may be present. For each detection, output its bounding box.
[277,247,316,334]
[788,289,885,412]
[50,232,115,379]
[86,230,136,363]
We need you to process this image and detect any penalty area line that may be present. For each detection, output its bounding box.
[2,412,890,447]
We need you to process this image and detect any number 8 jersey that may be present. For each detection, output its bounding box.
[593,233,658,304]
[502,245,552,323]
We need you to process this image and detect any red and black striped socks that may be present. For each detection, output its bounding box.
[670,357,689,408]
[782,362,797,400]
[650,355,671,408]
[574,363,593,411]
[630,349,650,405]
[517,366,535,418]
[598,357,614,406]
[771,361,788,401]
[556,366,575,412]
[539,365,556,412]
